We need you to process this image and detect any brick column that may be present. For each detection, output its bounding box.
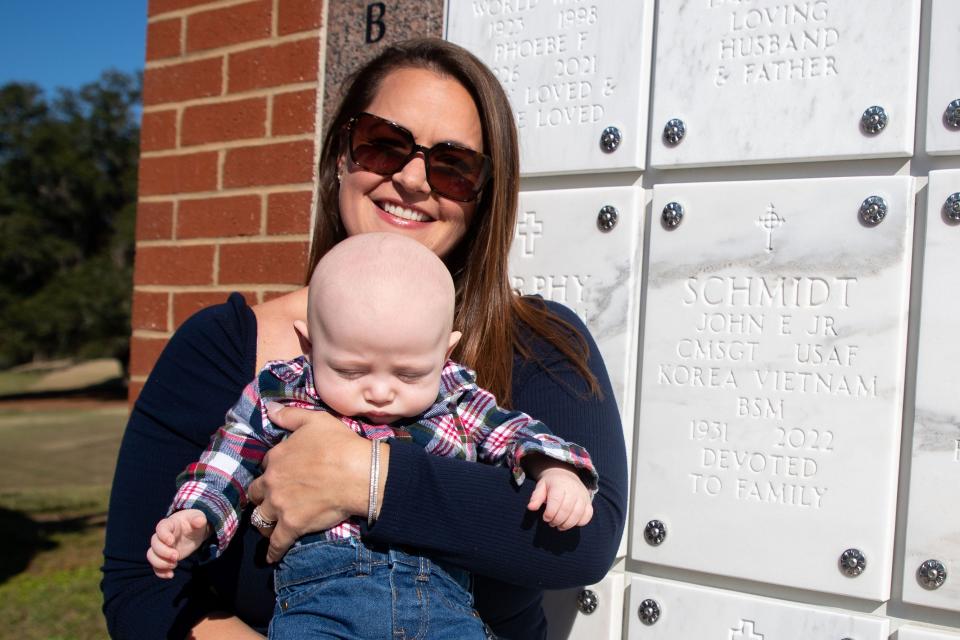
[129,0,324,401]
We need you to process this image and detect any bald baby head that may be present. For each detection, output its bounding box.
[299,233,462,422]
[308,232,456,339]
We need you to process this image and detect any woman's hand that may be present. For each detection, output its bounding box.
[247,405,388,562]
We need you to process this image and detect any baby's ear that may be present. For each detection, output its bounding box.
[446,331,462,359]
[293,320,312,354]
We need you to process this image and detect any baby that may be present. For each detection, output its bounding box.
[148,232,597,639]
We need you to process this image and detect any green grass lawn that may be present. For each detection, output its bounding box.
[0,402,128,639]
[0,370,45,396]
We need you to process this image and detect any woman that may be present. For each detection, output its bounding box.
[102,38,627,639]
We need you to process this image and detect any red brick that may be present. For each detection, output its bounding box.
[272,89,316,136]
[128,380,145,405]
[178,195,261,238]
[187,0,272,53]
[135,201,174,240]
[129,336,169,377]
[149,0,220,17]
[140,109,177,151]
[262,289,298,302]
[173,290,257,326]
[267,191,312,235]
[138,151,218,196]
[223,140,314,188]
[132,290,170,331]
[227,38,319,93]
[143,57,222,106]
[181,97,267,146]
[146,18,182,60]
[278,0,322,35]
[219,241,308,284]
[134,245,216,285]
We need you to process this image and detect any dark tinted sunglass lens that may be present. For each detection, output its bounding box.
[350,115,414,174]
[427,145,488,200]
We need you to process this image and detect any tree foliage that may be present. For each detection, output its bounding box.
[0,70,141,368]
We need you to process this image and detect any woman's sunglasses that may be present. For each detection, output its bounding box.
[345,112,492,202]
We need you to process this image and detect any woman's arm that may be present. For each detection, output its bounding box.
[370,357,626,586]
[101,295,274,638]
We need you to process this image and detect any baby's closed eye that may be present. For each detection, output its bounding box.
[396,370,430,383]
[333,368,366,380]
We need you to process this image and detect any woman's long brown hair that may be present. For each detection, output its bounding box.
[308,38,598,406]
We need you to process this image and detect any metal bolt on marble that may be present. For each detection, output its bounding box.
[577,589,599,614]
[945,99,960,128]
[638,599,661,625]
[839,548,867,577]
[861,106,888,134]
[644,519,667,546]
[944,192,960,222]
[662,201,684,228]
[918,559,947,590]
[600,126,622,152]
[597,205,619,232]
[663,118,686,145]
[859,196,887,225]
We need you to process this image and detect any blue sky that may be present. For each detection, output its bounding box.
[1,1,148,95]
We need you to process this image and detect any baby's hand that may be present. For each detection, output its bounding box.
[526,461,594,531]
[147,509,211,579]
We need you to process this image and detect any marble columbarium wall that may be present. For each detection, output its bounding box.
[443,0,960,637]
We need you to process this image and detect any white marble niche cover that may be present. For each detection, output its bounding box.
[445,0,653,175]
[926,0,960,155]
[902,170,960,612]
[631,177,914,600]
[649,0,921,168]
[509,186,644,463]
[899,627,960,640]
[543,571,624,640]
[626,575,889,640]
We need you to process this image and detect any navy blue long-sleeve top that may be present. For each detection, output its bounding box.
[101,294,628,639]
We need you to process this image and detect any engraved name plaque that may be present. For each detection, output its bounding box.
[445,0,653,175]
[902,170,960,612]
[626,576,889,640]
[649,0,921,168]
[630,177,914,600]
[926,0,960,155]
[509,186,644,453]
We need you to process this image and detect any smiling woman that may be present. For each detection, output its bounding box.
[102,38,627,640]
[336,68,483,261]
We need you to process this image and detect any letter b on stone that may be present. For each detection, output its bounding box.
[366,3,386,43]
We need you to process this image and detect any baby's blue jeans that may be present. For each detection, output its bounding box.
[268,536,494,639]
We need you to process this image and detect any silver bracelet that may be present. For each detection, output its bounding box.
[368,439,381,526]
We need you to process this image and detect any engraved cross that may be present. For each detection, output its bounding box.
[729,619,764,640]
[756,203,784,252]
[516,211,543,257]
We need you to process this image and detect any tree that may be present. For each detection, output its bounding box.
[0,70,140,368]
